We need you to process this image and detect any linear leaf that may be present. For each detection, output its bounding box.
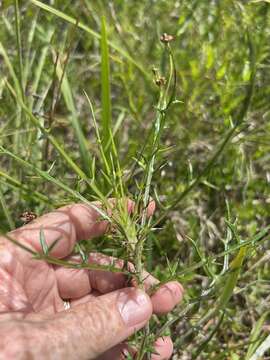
[30,0,149,79]
[0,146,110,221]
[217,246,247,311]
[101,15,112,163]
[39,228,49,255]
[56,62,92,177]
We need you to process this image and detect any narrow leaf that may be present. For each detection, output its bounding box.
[100,16,112,162]
[30,0,149,79]
[217,246,247,311]
[56,62,92,177]
[246,311,270,359]
[39,228,49,255]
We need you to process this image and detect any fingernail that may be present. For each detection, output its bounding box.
[117,288,152,327]
[167,281,184,303]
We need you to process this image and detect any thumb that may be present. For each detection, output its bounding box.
[57,288,152,359]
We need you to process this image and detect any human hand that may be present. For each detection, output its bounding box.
[0,201,184,359]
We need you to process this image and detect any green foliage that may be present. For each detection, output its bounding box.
[0,1,270,358]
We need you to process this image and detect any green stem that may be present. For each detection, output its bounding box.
[14,0,24,98]
[135,47,176,360]
[2,233,133,274]
[0,186,15,230]
[151,35,256,229]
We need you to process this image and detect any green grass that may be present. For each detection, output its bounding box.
[1,1,270,359]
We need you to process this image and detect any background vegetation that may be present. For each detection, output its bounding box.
[0,0,270,359]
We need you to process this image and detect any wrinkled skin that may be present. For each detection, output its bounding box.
[0,201,184,359]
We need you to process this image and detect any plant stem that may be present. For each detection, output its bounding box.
[135,46,176,360]
[151,34,256,229]
[14,0,24,98]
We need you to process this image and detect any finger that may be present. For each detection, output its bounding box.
[87,253,158,294]
[55,253,134,300]
[95,336,173,360]
[145,198,156,216]
[95,343,134,359]
[9,203,106,258]
[56,258,183,313]
[55,254,94,300]
[55,266,91,300]
[151,281,184,314]
[56,288,152,359]
[70,292,99,307]
[150,336,174,360]
[88,253,184,314]
[88,253,127,294]
[8,199,155,259]
[55,253,126,299]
